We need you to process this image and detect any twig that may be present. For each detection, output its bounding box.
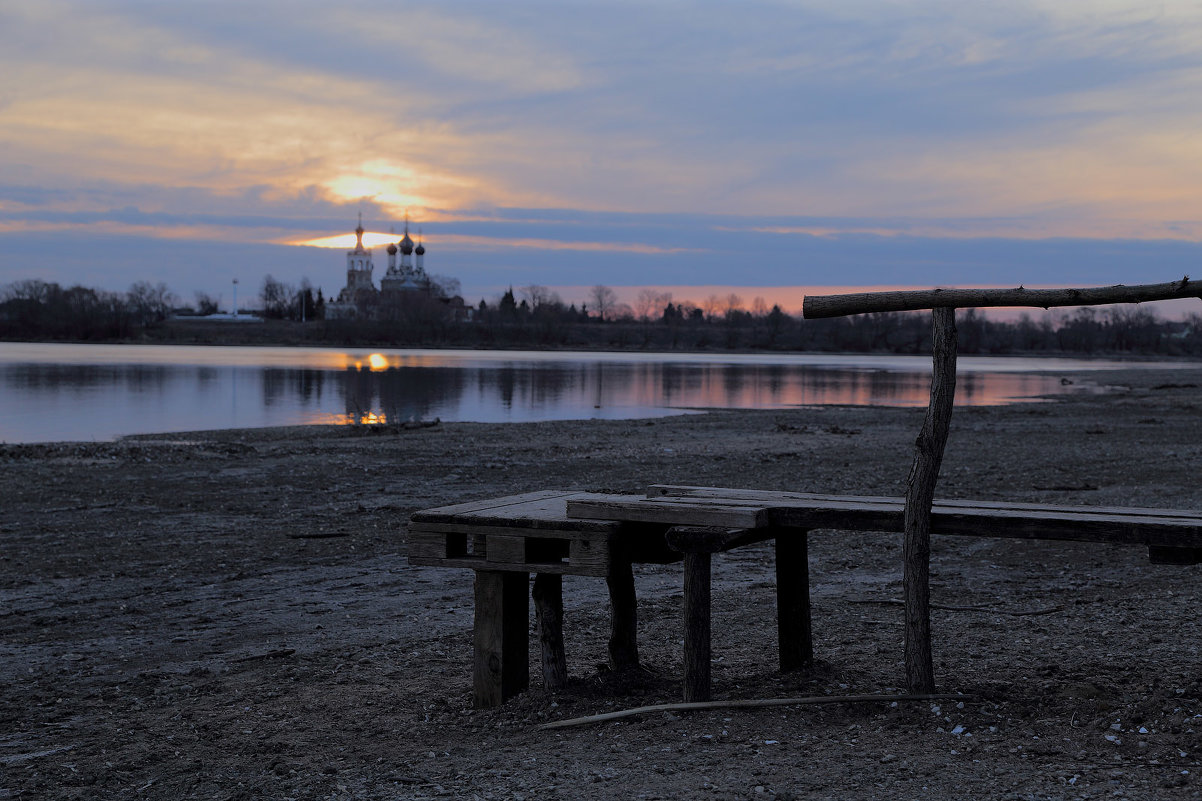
[851,598,1063,616]
[539,693,968,730]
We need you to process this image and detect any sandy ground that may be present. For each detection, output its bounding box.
[3,365,1202,800]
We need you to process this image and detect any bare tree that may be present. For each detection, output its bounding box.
[3,279,54,303]
[521,284,548,308]
[261,274,294,319]
[723,293,744,314]
[634,289,673,322]
[127,281,177,327]
[751,296,769,317]
[702,294,723,321]
[194,291,221,316]
[590,285,618,321]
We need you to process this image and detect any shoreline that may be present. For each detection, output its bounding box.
[6,332,1202,362]
[5,366,1202,798]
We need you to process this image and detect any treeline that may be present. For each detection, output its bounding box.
[407,285,1202,356]
[3,278,1201,356]
[0,279,177,340]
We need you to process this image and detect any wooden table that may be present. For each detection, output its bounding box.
[408,491,679,707]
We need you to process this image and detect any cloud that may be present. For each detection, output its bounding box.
[4,0,1202,307]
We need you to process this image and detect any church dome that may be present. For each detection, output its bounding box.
[387,243,398,255]
[399,233,414,255]
[415,242,425,255]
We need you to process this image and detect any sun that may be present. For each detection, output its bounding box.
[321,159,432,216]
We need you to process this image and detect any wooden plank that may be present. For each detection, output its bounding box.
[413,492,626,533]
[473,571,529,708]
[571,492,1202,547]
[407,530,456,561]
[775,531,812,671]
[414,490,577,520]
[568,538,610,574]
[411,521,617,540]
[532,574,567,690]
[650,485,1202,523]
[568,498,769,528]
[486,535,526,564]
[683,551,712,703]
[665,526,755,554]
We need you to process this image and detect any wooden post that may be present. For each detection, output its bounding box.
[606,558,640,670]
[532,573,568,690]
[775,530,812,671]
[473,570,529,707]
[903,307,957,694]
[683,550,712,702]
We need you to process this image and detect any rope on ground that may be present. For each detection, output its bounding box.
[539,693,969,730]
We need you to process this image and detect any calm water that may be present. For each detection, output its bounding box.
[0,343,1188,443]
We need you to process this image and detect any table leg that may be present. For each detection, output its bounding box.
[606,558,640,670]
[473,570,529,708]
[775,530,813,671]
[683,551,712,702]
[532,573,568,689]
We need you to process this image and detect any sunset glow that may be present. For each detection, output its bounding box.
[294,231,408,250]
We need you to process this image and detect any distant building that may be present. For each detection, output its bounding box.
[326,215,441,319]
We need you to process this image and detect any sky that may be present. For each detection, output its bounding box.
[3,0,1202,314]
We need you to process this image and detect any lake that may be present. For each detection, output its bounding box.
[0,343,1189,443]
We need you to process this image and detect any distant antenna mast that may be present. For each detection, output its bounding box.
[232,278,239,317]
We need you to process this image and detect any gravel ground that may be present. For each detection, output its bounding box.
[3,366,1202,799]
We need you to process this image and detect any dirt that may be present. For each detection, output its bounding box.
[3,366,1202,799]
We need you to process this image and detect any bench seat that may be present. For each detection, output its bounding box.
[567,485,1202,562]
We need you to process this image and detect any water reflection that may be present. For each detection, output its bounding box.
[0,343,1181,443]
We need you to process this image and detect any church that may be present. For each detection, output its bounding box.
[325,215,435,319]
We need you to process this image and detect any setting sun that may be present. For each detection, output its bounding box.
[321,160,432,216]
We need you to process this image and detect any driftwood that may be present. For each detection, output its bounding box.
[903,307,957,693]
[802,277,1198,318]
[539,693,969,730]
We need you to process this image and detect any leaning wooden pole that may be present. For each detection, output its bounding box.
[904,307,958,693]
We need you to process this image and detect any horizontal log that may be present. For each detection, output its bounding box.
[802,278,1201,319]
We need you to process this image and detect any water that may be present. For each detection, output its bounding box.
[0,343,1188,443]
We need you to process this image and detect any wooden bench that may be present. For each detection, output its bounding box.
[410,485,1202,707]
[566,484,1202,700]
[407,490,813,707]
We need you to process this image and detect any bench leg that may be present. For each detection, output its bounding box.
[775,530,813,671]
[473,570,529,708]
[683,551,712,702]
[532,573,568,690]
[606,558,640,670]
